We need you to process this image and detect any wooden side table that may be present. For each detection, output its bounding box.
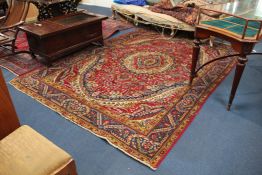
[190,1,262,110]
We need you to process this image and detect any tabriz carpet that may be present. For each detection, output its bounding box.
[11,29,236,169]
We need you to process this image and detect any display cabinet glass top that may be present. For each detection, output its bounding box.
[199,0,262,40]
[202,0,262,20]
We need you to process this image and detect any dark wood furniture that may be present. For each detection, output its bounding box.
[19,11,107,66]
[24,0,81,21]
[190,1,262,110]
[0,70,20,139]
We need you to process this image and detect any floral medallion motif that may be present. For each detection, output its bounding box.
[123,51,174,74]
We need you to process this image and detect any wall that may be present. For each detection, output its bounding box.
[81,0,113,7]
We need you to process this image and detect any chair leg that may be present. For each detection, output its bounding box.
[11,40,16,54]
[1,39,37,60]
[55,160,78,175]
[0,30,37,60]
[1,44,18,50]
[6,30,36,60]
[13,50,37,59]
[0,50,35,59]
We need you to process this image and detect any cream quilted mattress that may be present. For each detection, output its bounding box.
[111,3,195,32]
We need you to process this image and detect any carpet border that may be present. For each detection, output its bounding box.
[10,72,158,170]
[10,59,235,170]
[155,61,236,168]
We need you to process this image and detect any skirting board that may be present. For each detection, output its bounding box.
[80,1,112,8]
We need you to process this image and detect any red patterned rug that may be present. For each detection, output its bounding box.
[11,30,236,169]
[0,19,133,75]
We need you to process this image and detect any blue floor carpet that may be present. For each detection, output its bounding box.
[2,5,262,175]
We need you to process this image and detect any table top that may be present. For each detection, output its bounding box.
[201,0,262,21]
[197,0,262,41]
[19,12,107,37]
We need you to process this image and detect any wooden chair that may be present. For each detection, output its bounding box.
[0,68,20,139]
[0,69,78,175]
[0,0,34,58]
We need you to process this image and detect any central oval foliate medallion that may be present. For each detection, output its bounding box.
[123,52,174,74]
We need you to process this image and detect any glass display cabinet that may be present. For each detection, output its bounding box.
[199,0,262,41]
[190,0,262,110]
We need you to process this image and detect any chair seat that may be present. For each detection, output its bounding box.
[0,125,73,175]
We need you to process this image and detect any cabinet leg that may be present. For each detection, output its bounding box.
[29,49,36,59]
[40,57,52,67]
[92,39,104,47]
[227,56,248,110]
[190,39,201,85]
[99,39,104,46]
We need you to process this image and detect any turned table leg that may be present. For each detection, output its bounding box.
[190,39,201,84]
[227,56,248,110]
